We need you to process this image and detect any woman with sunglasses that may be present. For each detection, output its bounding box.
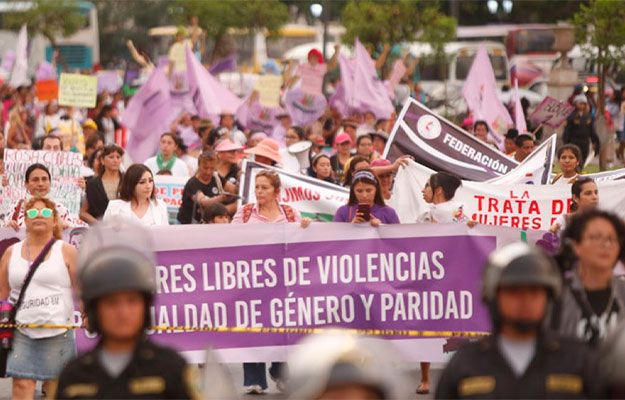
[0,197,78,398]
[103,164,169,226]
[3,163,84,230]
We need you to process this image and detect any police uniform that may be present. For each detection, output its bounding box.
[562,112,600,165]
[435,334,595,399]
[55,339,198,399]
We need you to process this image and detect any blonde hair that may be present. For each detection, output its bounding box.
[24,197,62,239]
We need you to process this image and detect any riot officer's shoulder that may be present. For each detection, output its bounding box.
[139,340,187,368]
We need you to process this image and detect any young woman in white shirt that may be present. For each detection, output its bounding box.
[103,164,169,226]
[552,144,582,185]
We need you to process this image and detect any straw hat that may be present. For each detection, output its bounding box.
[244,138,282,164]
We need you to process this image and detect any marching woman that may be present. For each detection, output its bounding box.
[552,144,582,185]
[0,197,77,398]
[550,177,599,234]
[103,164,169,226]
[333,169,400,225]
[308,153,336,184]
[232,170,310,394]
[80,144,125,224]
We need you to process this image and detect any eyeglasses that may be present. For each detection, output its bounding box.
[584,233,619,247]
[26,208,54,219]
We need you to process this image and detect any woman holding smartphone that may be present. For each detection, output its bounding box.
[333,169,399,225]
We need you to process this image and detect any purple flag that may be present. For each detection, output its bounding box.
[283,87,327,127]
[352,39,394,119]
[1,50,16,74]
[97,70,122,93]
[329,54,356,117]
[35,61,56,82]
[122,65,177,163]
[462,46,513,139]
[236,97,281,134]
[185,46,242,120]
[209,54,237,75]
[512,79,527,133]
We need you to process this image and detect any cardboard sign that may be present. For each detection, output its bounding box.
[529,96,574,129]
[254,75,283,107]
[58,73,97,108]
[34,79,58,101]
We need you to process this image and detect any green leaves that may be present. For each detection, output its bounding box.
[3,0,84,45]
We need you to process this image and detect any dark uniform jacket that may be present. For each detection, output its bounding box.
[562,112,600,163]
[55,339,198,399]
[435,333,595,399]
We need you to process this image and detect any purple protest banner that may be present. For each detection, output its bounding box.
[383,98,518,181]
[63,222,501,363]
[529,96,575,129]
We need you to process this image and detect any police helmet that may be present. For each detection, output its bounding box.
[482,242,562,304]
[287,330,411,399]
[78,217,156,333]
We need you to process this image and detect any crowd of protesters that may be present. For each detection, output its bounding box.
[1,23,625,399]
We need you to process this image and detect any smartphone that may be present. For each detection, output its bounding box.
[357,203,371,221]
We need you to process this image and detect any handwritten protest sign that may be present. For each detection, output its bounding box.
[254,75,282,107]
[529,96,574,129]
[58,73,98,108]
[0,150,83,221]
[154,175,186,223]
[240,160,348,221]
[34,79,58,101]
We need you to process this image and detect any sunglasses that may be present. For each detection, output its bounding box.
[26,208,54,219]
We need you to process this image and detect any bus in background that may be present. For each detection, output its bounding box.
[456,24,576,87]
[0,0,99,72]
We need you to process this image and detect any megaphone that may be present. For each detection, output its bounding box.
[288,140,312,171]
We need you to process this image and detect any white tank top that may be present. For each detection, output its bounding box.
[8,241,74,338]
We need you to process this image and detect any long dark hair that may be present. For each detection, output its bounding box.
[119,164,156,202]
[25,163,51,183]
[98,144,125,176]
[347,168,385,206]
[557,144,582,173]
[428,172,462,202]
[570,177,596,212]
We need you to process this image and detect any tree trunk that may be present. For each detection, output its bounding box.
[598,61,609,171]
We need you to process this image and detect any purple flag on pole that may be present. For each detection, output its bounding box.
[352,39,394,119]
[462,46,513,139]
[236,96,281,134]
[512,79,527,133]
[123,65,177,163]
[186,46,242,120]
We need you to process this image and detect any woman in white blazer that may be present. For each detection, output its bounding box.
[103,164,169,226]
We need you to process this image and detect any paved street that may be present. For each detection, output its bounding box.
[0,362,443,399]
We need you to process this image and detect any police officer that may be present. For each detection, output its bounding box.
[54,217,198,399]
[596,320,625,398]
[562,94,600,166]
[435,243,595,399]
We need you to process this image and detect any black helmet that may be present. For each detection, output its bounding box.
[78,217,156,333]
[482,242,562,304]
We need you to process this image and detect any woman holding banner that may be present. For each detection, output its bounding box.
[103,164,169,226]
[333,169,399,225]
[0,197,77,399]
[232,169,310,394]
[80,144,125,224]
[550,177,599,234]
[552,144,582,185]
[416,171,466,395]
